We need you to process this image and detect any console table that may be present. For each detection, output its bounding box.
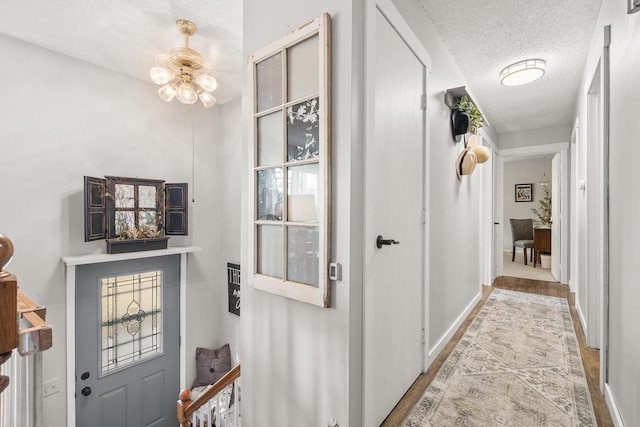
[533,227,551,267]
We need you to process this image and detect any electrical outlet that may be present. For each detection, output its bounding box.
[43,378,61,398]
[328,419,339,427]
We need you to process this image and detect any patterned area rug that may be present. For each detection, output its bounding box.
[403,289,596,427]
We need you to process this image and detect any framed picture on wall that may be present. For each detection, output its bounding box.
[629,0,640,14]
[515,183,533,202]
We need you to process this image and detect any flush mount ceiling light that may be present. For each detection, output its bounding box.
[500,59,545,87]
[150,19,217,108]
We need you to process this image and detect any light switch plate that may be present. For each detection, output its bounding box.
[43,378,61,398]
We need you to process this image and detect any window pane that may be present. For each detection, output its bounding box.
[257,111,283,166]
[287,164,319,222]
[287,226,319,286]
[257,168,283,221]
[256,53,282,113]
[287,35,319,102]
[101,271,163,374]
[114,184,135,208]
[257,225,282,278]
[115,211,135,236]
[287,97,320,161]
[138,211,157,229]
[139,186,157,209]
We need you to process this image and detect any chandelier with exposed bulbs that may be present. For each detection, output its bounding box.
[150,19,217,108]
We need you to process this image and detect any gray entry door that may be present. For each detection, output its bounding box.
[76,255,180,427]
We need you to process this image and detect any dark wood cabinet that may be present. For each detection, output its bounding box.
[533,227,551,267]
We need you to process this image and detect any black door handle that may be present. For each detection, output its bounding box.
[376,235,400,249]
[81,386,92,397]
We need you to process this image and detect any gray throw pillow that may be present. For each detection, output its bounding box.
[191,343,231,388]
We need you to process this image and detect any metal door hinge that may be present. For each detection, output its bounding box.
[421,328,426,345]
[421,94,428,110]
[421,209,427,224]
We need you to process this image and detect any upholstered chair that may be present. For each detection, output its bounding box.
[510,218,534,265]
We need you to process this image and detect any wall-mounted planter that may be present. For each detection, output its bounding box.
[106,236,169,254]
[445,86,486,143]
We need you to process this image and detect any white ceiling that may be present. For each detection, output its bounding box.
[419,0,603,134]
[0,1,603,128]
[0,0,243,105]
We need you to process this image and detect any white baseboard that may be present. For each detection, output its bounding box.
[605,383,625,426]
[428,291,482,365]
[576,301,588,338]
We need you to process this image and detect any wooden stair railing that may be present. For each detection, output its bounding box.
[177,364,241,427]
[0,234,53,417]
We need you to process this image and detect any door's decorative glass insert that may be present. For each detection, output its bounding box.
[287,35,319,102]
[257,225,282,278]
[287,164,319,222]
[256,53,282,113]
[257,111,283,166]
[101,271,163,374]
[257,168,283,221]
[287,226,320,286]
[287,97,320,161]
[121,300,146,336]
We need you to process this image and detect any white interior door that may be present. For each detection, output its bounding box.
[363,5,428,426]
[551,154,561,280]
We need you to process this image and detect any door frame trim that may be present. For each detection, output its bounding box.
[62,247,200,426]
[493,142,570,285]
[363,0,431,424]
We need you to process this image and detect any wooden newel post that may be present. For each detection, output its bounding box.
[177,388,192,426]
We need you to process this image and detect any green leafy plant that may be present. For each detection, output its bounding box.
[531,186,552,226]
[455,95,484,134]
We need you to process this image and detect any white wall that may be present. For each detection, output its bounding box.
[0,34,238,425]
[502,157,552,250]
[499,125,570,149]
[574,3,640,426]
[241,2,358,426]
[391,0,484,351]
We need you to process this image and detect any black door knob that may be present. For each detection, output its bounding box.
[81,372,90,381]
[376,235,400,249]
[81,386,92,397]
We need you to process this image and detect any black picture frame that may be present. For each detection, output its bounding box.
[227,262,240,316]
[629,0,640,14]
[515,183,533,202]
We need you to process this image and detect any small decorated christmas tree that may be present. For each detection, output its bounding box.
[531,186,552,226]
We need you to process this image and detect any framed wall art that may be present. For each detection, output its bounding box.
[515,183,533,202]
[247,14,332,308]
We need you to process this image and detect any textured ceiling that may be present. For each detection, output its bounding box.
[419,0,602,134]
[0,0,242,105]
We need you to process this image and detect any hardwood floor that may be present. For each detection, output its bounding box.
[381,276,614,426]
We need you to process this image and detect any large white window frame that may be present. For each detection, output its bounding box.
[247,14,331,307]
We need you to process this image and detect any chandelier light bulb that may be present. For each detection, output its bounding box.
[176,81,198,104]
[150,67,174,85]
[199,91,217,108]
[196,74,218,92]
[151,20,217,107]
[158,84,176,102]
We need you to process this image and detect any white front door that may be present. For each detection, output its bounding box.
[364,4,428,425]
[76,256,180,427]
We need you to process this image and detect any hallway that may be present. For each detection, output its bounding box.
[382,276,613,426]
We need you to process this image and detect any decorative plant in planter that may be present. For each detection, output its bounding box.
[455,95,484,134]
[83,175,188,254]
[531,186,552,227]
